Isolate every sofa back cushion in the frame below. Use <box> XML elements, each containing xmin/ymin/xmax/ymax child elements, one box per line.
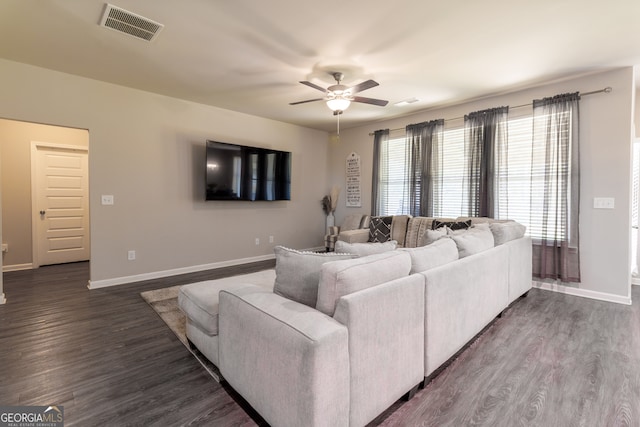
<box><xmin>400</xmin><ymin>237</ymin><xmax>459</xmax><ymax>273</ymax></box>
<box><xmin>334</xmin><ymin>240</ymin><xmax>397</xmax><ymax>256</ymax></box>
<box><xmin>490</xmin><ymin>221</ymin><xmax>527</xmax><ymax>245</ymax></box>
<box><xmin>316</xmin><ymin>251</ymin><xmax>412</xmax><ymax>316</ymax></box>
<box><xmin>273</xmin><ymin>246</ymin><xmax>357</xmax><ymax>307</ymax></box>
<box><xmin>449</xmin><ymin>226</ymin><xmax>495</xmax><ymax>258</ymax></box>
<box><xmin>342</xmin><ymin>214</ymin><xmax>366</xmax><ymax>232</ymax></box>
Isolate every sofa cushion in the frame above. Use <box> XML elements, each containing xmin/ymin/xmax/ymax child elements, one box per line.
<box><xmin>178</xmin><ymin>269</ymin><xmax>276</xmax><ymax>336</ymax></box>
<box><xmin>449</xmin><ymin>226</ymin><xmax>495</xmax><ymax>258</ymax></box>
<box><xmin>273</xmin><ymin>246</ymin><xmax>357</xmax><ymax>307</ymax></box>
<box><xmin>400</xmin><ymin>237</ymin><xmax>459</xmax><ymax>273</ymax></box>
<box><xmin>341</xmin><ymin>214</ymin><xmax>365</xmax><ymax>232</ymax></box>
<box><xmin>316</xmin><ymin>251</ymin><xmax>412</xmax><ymax>316</ymax></box>
<box><xmin>490</xmin><ymin>221</ymin><xmax>527</xmax><ymax>245</ymax></box>
<box><xmin>334</xmin><ymin>240</ymin><xmax>397</xmax><ymax>256</ymax></box>
<box><xmin>419</xmin><ymin>227</ymin><xmax>448</xmax><ymax>246</ymax></box>
<box><xmin>432</xmin><ymin>219</ymin><xmax>472</xmax><ymax>231</ymax></box>
<box><xmin>368</xmin><ymin>216</ymin><xmax>393</xmax><ymax>242</ymax></box>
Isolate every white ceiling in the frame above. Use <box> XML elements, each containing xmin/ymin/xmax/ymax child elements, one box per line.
<box><xmin>1</xmin><ymin>0</ymin><xmax>639</xmax><ymax>132</ymax></box>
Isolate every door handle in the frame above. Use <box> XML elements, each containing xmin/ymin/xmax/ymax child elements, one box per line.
<box><xmin>39</xmin><ymin>210</ymin><xmax>46</xmax><ymax>215</ymax></box>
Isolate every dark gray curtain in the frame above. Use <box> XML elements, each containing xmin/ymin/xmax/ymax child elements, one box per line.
<box><xmin>404</xmin><ymin>119</ymin><xmax>445</xmax><ymax>216</ymax></box>
<box><xmin>463</xmin><ymin>106</ymin><xmax>509</xmax><ymax>217</ymax></box>
<box><xmin>371</xmin><ymin>129</ymin><xmax>389</xmax><ymax>216</ymax></box>
<box><xmin>532</xmin><ymin>92</ymin><xmax>580</xmax><ymax>282</ymax></box>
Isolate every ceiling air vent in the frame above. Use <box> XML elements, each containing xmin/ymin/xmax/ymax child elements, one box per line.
<box><xmin>99</xmin><ymin>4</ymin><xmax>163</xmax><ymax>42</ymax></box>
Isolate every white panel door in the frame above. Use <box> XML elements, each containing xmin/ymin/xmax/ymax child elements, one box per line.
<box><xmin>35</xmin><ymin>146</ymin><xmax>90</xmax><ymax>266</ymax></box>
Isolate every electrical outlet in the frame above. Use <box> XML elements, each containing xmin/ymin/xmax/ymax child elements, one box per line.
<box><xmin>255</xmin><ymin>238</ymin><xmax>260</xmax><ymax>245</ymax></box>
<box><xmin>269</xmin><ymin>235</ymin><xmax>274</xmax><ymax>243</ymax></box>
<box><xmin>593</xmin><ymin>197</ymin><xmax>615</xmax><ymax>209</ymax></box>
<box><xmin>128</xmin><ymin>250</ymin><xmax>136</xmax><ymax>260</ymax></box>
<box><xmin>101</xmin><ymin>195</ymin><xmax>114</xmax><ymax>205</ymax></box>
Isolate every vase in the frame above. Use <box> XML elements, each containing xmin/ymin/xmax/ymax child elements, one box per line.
<box><xmin>326</xmin><ymin>212</ymin><xmax>335</xmax><ymax>229</ymax></box>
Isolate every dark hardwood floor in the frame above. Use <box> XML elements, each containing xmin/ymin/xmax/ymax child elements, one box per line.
<box><xmin>1</xmin><ymin>262</ymin><xmax>639</xmax><ymax>426</ymax></box>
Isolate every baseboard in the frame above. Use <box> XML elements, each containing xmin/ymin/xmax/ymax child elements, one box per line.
<box><xmin>0</xmin><ymin>293</ymin><xmax>5</xmax><ymax>304</ymax></box>
<box><xmin>88</xmin><ymin>254</ymin><xmax>276</xmax><ymax>289</ymax></box>
<box><xmin>2</xmin><ymin>263</ymin><xmax>34</xmax><ymax>273</ymax></box>
<box><xmin>632</xmin><ymin>276</ymin><xmax>640</xmax><ymax>286</ymax></box>
<box><xmin>533</xmin><ymin>281</ymin><xmax>632</xmax><ymax>305</ymax></box>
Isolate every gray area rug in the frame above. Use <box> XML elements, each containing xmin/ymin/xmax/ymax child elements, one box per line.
<box><xmin>140</xmin><ymin>285</ymin><xmax>222</xmax><ymax>382</ymax></box>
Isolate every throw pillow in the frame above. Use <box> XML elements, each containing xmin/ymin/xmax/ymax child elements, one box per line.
<box><xmin>400</xmin><ymin>237</ymin><xmax>459</xmax><ymax>273</ymax></box>
<box><xmin>273</xmin><ymin>246</ymin><xmax>357</xmax><ymax>308</ymax></box>
<box><xmin>449</xmin><ymin>227</ymin><xmax>495</xmax><ymax>258</ymax></box>
<box><xmin>334</xmin><ymin>240</ymin><xmax>397</xmax><ymax>256</ymax></box>
<box><xmin>369</xmin><ymin>216</ymin><xmax>393</xmax><ymax>242</ymax></box>
<box><xmin>490</xmin><ymin>221</ymin><xmax>527</xmax><ymax>245</ymax></box>
<box><xmin>316</xmin><ymin>251</ymin><xmax>412</xmax><ymax>316</ymax></box>
<box><xmin>419</xmin><ymin>227</ymin><xmax>448</xmax><ymax>246</ymax></box>
<box><xmin>432</xmin><ymin>219</ymin><xmax>472</xmax><ymax>231</ymax></box>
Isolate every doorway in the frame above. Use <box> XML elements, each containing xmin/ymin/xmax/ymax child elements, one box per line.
<box><xmin>0</xmin><ymin>119</ymin><xmax>89</xmax><ymax>294</ymax></box>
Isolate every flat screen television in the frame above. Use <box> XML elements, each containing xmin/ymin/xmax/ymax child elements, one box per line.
<box><xmin>205</xmin><ymin>140</ymin><xmax>292</xmax><ymax>201</ymax></box>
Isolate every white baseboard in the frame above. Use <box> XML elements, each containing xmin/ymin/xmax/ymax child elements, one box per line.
<box><xmin>0</xmin><ymin>293</ymin><xmax>5</xmax><ymax>304</ymax></box>
<box><xmin>2</xmin><ymin>263</ymin><xmax>34</xmax><ymax>273</ymax></box>
<box><xmin>88</xmin><ymin>254</ymin><xmax>276</xmax><ymax>289</ymax></box>
<box><xmin>632</xmin><ymin>276</ymin><xmax>640</xmax><ymax>286</ymax></box>
<box><xmin>533</xmin><ymin>281</ymin><xmax>632</xmax><ymax>305</ymax></box>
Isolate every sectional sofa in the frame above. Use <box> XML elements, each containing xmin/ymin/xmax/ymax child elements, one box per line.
<box><xmin>178</xmin><ymin>216</ymin><xmax>532</xmax><ymax>427</ymax></box>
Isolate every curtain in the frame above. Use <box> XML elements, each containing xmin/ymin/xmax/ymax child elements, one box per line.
<box><xmin>463</xmin><ymin>106</ymin><xmax>509</xmax><ymax>218</ymax></box>
<box><xmin>371</xmin><ymin>129</ymin><xmax>389</xmax><ymax>216</ymax></box>
<box><xmin>404</xmin><ymin>119</ymin><xmax>445</xmax><ymax>216</ymax></box>
<box><xmin>531</xmin><ymin>92</ymin><xmax>580</xmax><ymax>282</ymax></box>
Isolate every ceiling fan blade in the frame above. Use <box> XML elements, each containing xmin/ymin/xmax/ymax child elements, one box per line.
<box><xmin>299</xmin><ymin>81</ymin><xmax>327</xmax><ymax>93</ymax></box>
<box><xmin>352</xmin><ymin>96</ymin><xmax>389</xmax><ymax>107</ymax></box>
<box><xmin>349</xmin><ymin>79</ymin><xmax>379</xmax><ymax>94</ymax></box>
<box><xmin>289</xmin><ymin>98</ymin><xmax>324</xmax><ymax>105</ymax></box>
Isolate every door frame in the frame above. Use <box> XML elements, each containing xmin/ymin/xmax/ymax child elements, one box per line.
<box><xmin>30</xmin><ymin>141</ymin><xmax>89</xmax><ymax>268</ymax></box>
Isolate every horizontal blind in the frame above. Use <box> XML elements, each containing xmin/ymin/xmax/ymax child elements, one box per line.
<box><xmin>499</xmin><ymin>116</ymin><xmax>533</xmax><ymax>231</ymax></box>
<box><xmin>378</xmin><ymin>136</ymin><xmax>408</xmax><ymax>215</ymax></box>
<box><xmin>436</xmin><ymin>127</ymin><xmax>465</xmax><ymax>217</ymax></box>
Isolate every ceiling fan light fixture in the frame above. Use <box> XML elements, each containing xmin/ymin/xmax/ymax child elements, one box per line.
<box><xmin>326</xmin><ymin>97</ymin><xmax>351</xmax><ymax>112</ymax></box>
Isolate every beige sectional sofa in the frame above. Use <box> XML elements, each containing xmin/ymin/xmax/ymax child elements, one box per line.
<box><xmin>178</xmin><ymin>216</ymin><xmax>532</xmax><ymax>427</ymax></box>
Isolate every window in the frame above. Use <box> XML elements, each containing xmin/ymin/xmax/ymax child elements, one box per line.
<box><xmin>374</xmin><ymin>112</ymin><xmax>574</xmax><ymax>242</ymax></box>
<box><xmin>375</xmin><ymin>136</ymin><xmax>409</xmax><ymax>216</ymax></box>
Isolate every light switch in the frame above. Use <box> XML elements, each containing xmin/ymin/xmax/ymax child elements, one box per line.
<box><xmin>101</xmin><ymin>195</ymin><xmax>114</xmax><ymax>205</ymax></box>
<box><xmin>593</xmin><ymin>197</ymin><xmax>614</xmax><ymax>209</ymax></box>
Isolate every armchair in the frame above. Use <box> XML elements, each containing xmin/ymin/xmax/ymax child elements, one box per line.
<box><xmin>324</xmin><ymin>214</ymin><xmax>370</xmax><ymax>251</ymax></box>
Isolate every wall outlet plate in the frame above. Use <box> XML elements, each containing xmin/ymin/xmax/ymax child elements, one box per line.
<box><xmin>101</xmin><ymin>195</ymin><xmax>114</xmax><ymax>205</ymax></box>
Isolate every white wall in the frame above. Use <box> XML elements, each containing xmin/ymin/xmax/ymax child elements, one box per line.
<box><xmin>328</xmin><ymin>68</ymin><xmax>635</xmax><ymax>301</ymax></box>
<box><xmin>0</xmin><ymin>59</ymin><xmax>329</xmax><ymax>288</ymax></box>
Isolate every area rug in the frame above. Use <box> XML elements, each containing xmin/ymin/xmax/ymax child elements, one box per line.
<box><xmin>140</xmin><ymin>285</ymin><xmax>222</xmax><ymax>382</ymax></box>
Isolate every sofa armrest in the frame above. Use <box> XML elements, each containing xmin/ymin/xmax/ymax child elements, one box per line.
<box><xmin>338</xmin><ymin>228</ymin><xmax>369</xmax><ymax>244</ymax></box>
<box><xmin>333</xmin><ymin>275</ymin><xmax>425</xmax><ymax>427</ymax></box>
<box><xmin>505</xmin><ymin>236</ymin><xmax>532</xmax><ymax>303</ymax></box>
<box><xmin>219</xmin><ymin>285</ymin><xmax>349</xmax><ymax>427</ymax></box>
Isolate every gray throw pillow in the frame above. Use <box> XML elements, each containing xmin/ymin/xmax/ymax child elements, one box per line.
<box><xmin>273</xmin><ymin>246</ymin><xmax>356</xmax><ymax>307</ymax></box>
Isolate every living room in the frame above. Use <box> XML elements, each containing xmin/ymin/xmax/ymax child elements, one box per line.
<box><xmin>1</xmin><ymin>1</ymin><xmax>640</xmax><ymax>425</ymax></box>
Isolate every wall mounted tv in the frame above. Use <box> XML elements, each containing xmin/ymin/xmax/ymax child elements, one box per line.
<box><xmin>205</xmin><ymin>140</ymin><xmax>292</xmax><ymax>201</ymax></box>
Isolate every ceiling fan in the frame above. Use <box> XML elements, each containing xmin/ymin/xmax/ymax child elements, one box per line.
<box><xmin>290</xmin><ymin>72</ymin><xmax>389</xmax><ymax>115</ymax></box>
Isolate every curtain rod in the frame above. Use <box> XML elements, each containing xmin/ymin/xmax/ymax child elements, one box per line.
<box><xmin>369</xmin><ymin>86</ymin><xmax>612</xmax><ymax>136</ymax></box>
